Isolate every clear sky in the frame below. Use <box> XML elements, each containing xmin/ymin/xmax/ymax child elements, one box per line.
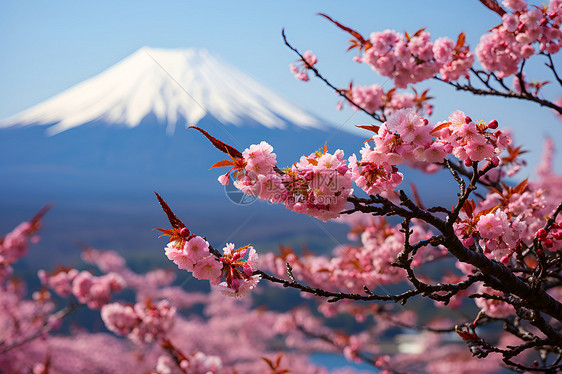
<box><xmin>1</xmin><ymin>0</ymin><xmax>560</xmax><ymax>173</ymax></box>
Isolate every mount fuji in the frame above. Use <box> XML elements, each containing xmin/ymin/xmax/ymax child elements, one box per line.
<box><xmin>0</xmin><ymin>46</ymin><xmax>359</xmax><ymax>193</ymax></box>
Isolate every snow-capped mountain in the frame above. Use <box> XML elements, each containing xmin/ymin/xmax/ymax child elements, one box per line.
<box><xmin>0</xmin><ymin>47</ymin><xmax>324</xmax><ymax>136</ymax></box>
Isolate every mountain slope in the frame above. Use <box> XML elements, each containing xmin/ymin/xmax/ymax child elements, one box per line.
<box><xmin>0</xmin><ymin>47</ymin><xmax>324</xmax><ymax>135</ymax></box>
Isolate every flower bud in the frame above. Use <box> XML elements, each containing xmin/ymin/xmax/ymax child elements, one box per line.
<box><xmin>180</xmin><ymin>227</ymin><xmax>190</xmax><ymax>237</ymax></box>
<box><xmin>536</xmin><ymin>228</ymin><xmax>547</xmax><ymax>239</ymax></box>
<box><xmin>487</xmin><ymin>120</ymin><xmax>498</xmax><ymax>129</ymax></box>
<box><xmin>464</xmin><ymin>158</ymin><xmax>473</xmax><ymax>167</ymax></box>
<box><xmin>464</xmin><ymin>116</ymin><xmax>472</xmax><ymax>124</ymax></box>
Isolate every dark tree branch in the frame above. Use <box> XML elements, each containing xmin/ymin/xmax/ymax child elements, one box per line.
<box><xmin>282</xmin><ymin>29</ymin><xmax>385</xmax><ymax>123</ymax></box>
<box><xmin>544</xmin><ymin>53</ymin><xmax>562</xmax><ymax>87</ymax></box>
<box><xmin>433</xmin><ymin>74</ymin><xmax>562</xmax><ymax>115</ymax></box>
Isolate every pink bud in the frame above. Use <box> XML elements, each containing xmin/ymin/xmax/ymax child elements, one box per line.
<box><xmin>488</xmin><ymin>120</ymin><xmax>498</xmax><ymax>129</ymax></box>
<box><xmin>464</xmin><ymin>158</ymin><xmax>472</xmax><ymax>167</ymax></box>
<box><xmin>553</xmin><ymin>231</ymin><xmax>562</xmax><ymax>240</ymax></box>
<box><xmin>493</xmin><ymin>130</ymin><xmax>502</xmax><ymax>138</ymax></box>
<box><xmin>230</xmin><ymin>277</ymin><xmax>243</xmax><ymax>291</ymax></box>
<box><xmin>536</xmin><ymin>228</ymin><xmax>547</xmax><ymax>239</ymax></box>
<box><xmin>464</xmin><ymin>116</ymin><xmax>472</xmax><ymax>124</ymax></box>
<box><xmin>540</xmin><ymin>18</ymin><xmax>548</xmax><ymax>26</ymax></box>
<box><xmin>491</xmin><ymin>157</ymin><xmax>500</xmax><ymax>166</ymax></box>
<box><xmin>549</xmin><ymin>12</ymin><xmax>556</xmax><ymax>19</ymax></box>
<box><xmin>218</xmin><ymin>173</ymin><xmax>230</xmax><ymax>185</ymax></box>
<box><xmin>543</xmin><ymin>238</ymin><xmax>553</xmax><ymax>248</ymax></box>
<box><xmin>421</xmin><ymin>118</ymin><xmax>429</xmax><ymax>126</ymax></box>
<box><xmin>180</xmin><ymin>227</ymin><xmax>190</xmax><ymax>237</ymax></box>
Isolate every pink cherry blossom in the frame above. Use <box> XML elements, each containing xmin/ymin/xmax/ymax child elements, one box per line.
<box><xmin>192</xmin><ymin>255</ymin><xmax>222</xmax><ymax>285</ymax></box>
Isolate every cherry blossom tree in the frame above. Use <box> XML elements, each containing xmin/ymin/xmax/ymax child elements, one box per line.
<box><xmin>1</xmin><ymin>0</ymin><xmax>561</xmax><ymax>373</ymax></box>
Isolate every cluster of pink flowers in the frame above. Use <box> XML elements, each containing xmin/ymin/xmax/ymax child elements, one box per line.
<box><xmin>358</xmin><ymin>29</ymin><xmax>473</xmax><ymax>87</ymax></box>
<box><xmin>289</xmin><ymin>50</ymin><xmax>318</xmax><ymax>81</ymax></box>
<box><xmin>101</xmin><ymin>299</ymin><xmax>175</xmax><ymax>344</ymax></box>
<box><xmin>476</xmin><ymin>0</ymin><xmax>562</xmax><ymax>78</ymax></box>
<box><xmin>38</xmin><ymin>268</ymin><xmax>125</xmax><ymax>309</ymax></box>
<box><xmin>219</xmin><ymin>141</ymin><xmax>353</xmax><ymax>221</ymax></box>
<box><xmin>348</xmin><ymin>151</ymin><xmax>404</xmax><ymax>196</ymax></box>
<box><xmin>215</xmin><ymin>243</ymin><xmax>260</xmax><ymax>297</ymax></box>
<box><xmin>349</xmin><ymin>109</ymin><xmax>445</xmax><ymax>195</ymax></box>
<box><xmin>163</xmin><ymin>230</ymin><xmax>260</xmax><ymax>297</ymax></box>
<box><xmin>433</xmin><ymin>36</ymin><xmax>475</xmax><ymax>81</ymax></box>
<box><xmin>282</xmin><ymin>148</ymin><xmax>353</xmax><ymax>221</ymax></box>
<box><xmin>221</xmin><ymin>141</ymin><xmax>281</xmax><ymax>201</ymax></box>
<box><xmin>165</xmin><ymin>235</ymin><xmax>221</xmax><ymax>282</ymax></box>
<box><xmin>0</xmin><ymin>279</ymin><xmax>55</xmax><ymax>365</ymax></box>
<box><xmin>341</xmin><ymin>84</ymin><xmax>433</xmax><ymax>117</ymax></box>
<box><xmin>155</xmin><ymin>352</ymin><xmax>222</xmax><ymax>374</ymax></box>
<box><xmin>217</xmin><ymin>110</ymin><xmax>513</xmax><ymax>220</ymax></box>
<box><xmin>453</xmin><ymin>176</ymin><xmax>562</xmax><ymax>263</ymax></box>
<box><xmin>537</xmin><ymin>224</ymin><xmax>562</xmax><ymax>249</ymax></box>
<box><xmin>0</xmin><ymin>221</ymin><xmax>40</xmax><ymax>283</ymax></box>
<box><xmin>433</xmin><ymin>110</ymin><xmax>510</xmax><ymax>166</ymax></box>
<box><xmin>262</xmin><ymin>217</ymin><xmax>439</xmax><ymax>295</ymax></box>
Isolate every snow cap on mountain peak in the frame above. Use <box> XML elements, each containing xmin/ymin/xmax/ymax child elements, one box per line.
<box><xmin>1</xmin><ymin>46</ymin><xmax>324</xmax><ymax>136</ymax></box>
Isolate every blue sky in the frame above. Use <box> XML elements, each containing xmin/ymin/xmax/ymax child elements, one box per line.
<box><xmin>1</xmin><ymin>0</ymin><xmax>560</xmax><ymax>173</ymax></box>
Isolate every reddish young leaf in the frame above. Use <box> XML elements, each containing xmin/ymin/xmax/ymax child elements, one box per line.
<box><xmin>188</xmin><ymin>126</ymin><xmax>243</xmax><ymax>159</ymax></box>
<box><xmin>475</xmin><ymin>203</ymin><xmax>501</xmax><ymax>221</ymax></box>
<box><xmin>462</xmin><ymin>199</ymin><xmax>476</xmax><ymax>218</ymax></box>
<box><xmin>478</xmin><ymin>0</ymin><xmax>507</xmax><ymax>16</ymax></box>
<box><xmin>456</xmin><ymin>329</ymin><xmax>479</xmax><ymax>341</ymax></box>
<box><xmin>413</xmin><ymin>27</ymin><xmax>427</xmax><ymax>38</ymax></box>
<box><xmin>209</xmin><ymin>160</ymin><xmax>237</xmax><ymax>169</ymax></box>
<box><xmin>347</xmin><ymin>40</ymin><xmax>360</xmax><ymax>51</ymax></box>
<box><xmin>513</xmin><ymin>178</ymin><xmax>529</xmax><ymax>195</ymax></box>
<box><xmin>455</xmin><ymin>32</ymin><xmax>466</xmax><ymax>50</ymax></box>
<box><xmin>355</xmin><ymin>124</ymin><xmax>381</xmax><ymax>133</ymax></box>
<box><xmin>154</xmin><ymin>191</ymin><xmax>185</xmax><ymax>229</ymax></box>
<box><xmin>262</xmin><ymin>357</ymin><xmax>275</xmax><ymax>370</ymax></box>
<box><xmin>318</xmin><ymin>13</ymin><xmax>370</xmax><ymax>50</ymax></box>
<box><xmin>307</xmin><ymin>158</ymin><xmax>319</xmax><ymax>166</ymax></box>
